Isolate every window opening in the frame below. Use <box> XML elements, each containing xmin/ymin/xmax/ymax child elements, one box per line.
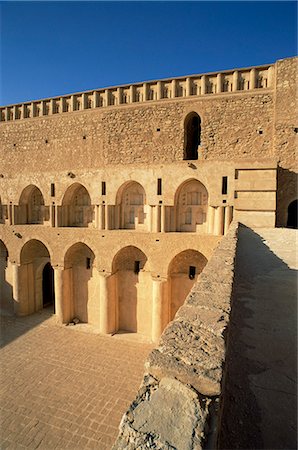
<box><xmin>222</xmin><ymin>176</ymin><xmax>228</xmax><ymax>195</ymax></box>
<box><xmin>184</xmin><ymin>113</ymin><xmax>201</xmax><ymax>160</ymax></box>
<box><xmin>102</xmin><ymin>181</ymin><xmax>106</xmax><ymax>196</ymax></box>
<box><xmin>157</xmin><ymin>178</ymin><xmax>162</xmax><ymax>195</ymax></box>
<box><xmin>86</xmin><ymin>257</ymin><xmax>91</xmax><ymax>269</ymax></box>
<box><xmin>51</xmin><ymin>183</ymin><xmax>55</xmax><ymax>197</ymax></box>
<box><xmin>189</xmin><ymin>266</ymin><xmax>196</xmax><ymax>279</ymax></box>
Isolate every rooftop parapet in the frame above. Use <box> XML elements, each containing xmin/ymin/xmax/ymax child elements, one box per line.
<box><xmin>0</xmin><ymin>63</ymin><xmax>274</xmax><ymax>122</ymax></box>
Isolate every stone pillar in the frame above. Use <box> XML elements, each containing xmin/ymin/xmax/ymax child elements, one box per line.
<box><xmin>232</xmin><ymin>71</ymin><xmax>239</xmax><ymax>92</ymax></box>
<box><xmin>147</xmin><ymin>206</ymin><xmax>153</xmax><ymax>232</ymax></box>
<box><xmin>207</xmin><ymin>206</ymin><xmax>215</xmax><ymax>234</ymax></box>
<box><xmin>50</xmin><ymin>99</ymin><xmax>55</xmax><ymax>115</ymax></box>
<box><xmin>157</xmin><ymin>81</ymin><xmax>162</xmax><ymax>100</ymax></box>
<box><xmin>143</xmin><ymin>83</ymin><xmax>148</xmax><ymax>101</ymax></box>
<box><xmin>49</xmin><ymin>203</ymin><xmax>55</xmax><ymax>227</ymax></box>
<box><xmin>98</xmin><ymin>204</ymin><xmax>103</xmax><ymax>230</ymax></box>
<box><xmin>104</xmin><ymin>205</ymin><xmax>109</xmax><ymax>230</ymax></box>
<box><xmin>171</xmin><ymin>79</ymin><xmax>176</xmax><ymax>98</ymax></box>
<box><xmin>201</xmin><ymin>75</ymin><xmax>206</xmax><ymax>95</ymax></box>
<box><xmin>216</xmin><ymin>73</ymin><xmax>222</xmax><ymax>94</ymax></box>
<box><xmin>160</xmin><ymin>205</ymin><xmax>166</xmax><ymax>233</ymax></box>
<box><xmin>21</xmin><ymin>104</ymin><xmax>26</xmax><ymax>119</ymax></box>
<box><xmin>93</xmin><ymin>91</ymin><xmax>99</xmax><ymax>108</ymax></box>
<box><xmin>268</xmin><ymin>66</ymin><xmax>274</xmax><ymax>87</ymax></box>
<box><xmin>99</xmin><ymin>273</ymin><xmax>109</xmax><ymax>334</ymax></box>
<box><xmin>8</xmin><ymin>203</ymin><xmax>12</xmax><ymax>225</ymax></box>
<box><xmin>54</xmin><ymin>267</ymin><xmax>64</xmax><ymax>323</ymax></box>
<box><xmin>214</xmin><ymin>206</ymin><xmax>224</xmax><ymax>235</ymax></box>
<box><xmin>12</xmin><ymin>263</ymin><xmax>20</xmax><ymax>315</ymax></box>
<box><xmin>11</xmin><ymin>204</ymin><xmax>16</xmax><ymax>225</ymax></box>
<box><xmin>224</xmin><ymin>206</ymin><xmax>233</xmax><ymax>235</ymax></box>
<box><xmin>71</xmin><ymin>95</ymin><xmax>76</xmax><ymax>112</ymax></box>
<box><xmin>250</xmin><ymin>68</ymin><xmax>256</xmax><ymax>90</ymax></box>
<box><xmin>151</xmin><ymin>277</ymin><xmax>166</xmax><ymax>343</ymax></box>
<box><xmin>186</xmin><ymin>77</ymin><xmax>191</xmax><ymax>96</ymax></box>
<box><xmin>82</xmin><ymin>93</ymin><xmax>87</xmax><ymax>110</ymax></box>
<box><xmin>54</xmin><ymin>204</ymin><xmax>59</xmax><ymax>227</ymax></box>
<box><xmin>104</xmin><ymin>90</ymin><xmax>109</xmax><ymax>107</ymax></box>
<box><xmin>130</xmin><ymin>85</ymin><xmax>135</xmax><ymax>103</ymax></box>
<box><xmin>117</xmin><ymin>87</ymin><xmax>122</xmax><ymax>105</ymax></box>
<box><xmin>94</xmin><ymin>205</ymin><xmax>99</xmax><ymax>228</ymax></box>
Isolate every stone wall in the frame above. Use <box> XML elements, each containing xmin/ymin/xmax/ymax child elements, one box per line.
<box><xmin>113</xmin><ymin>222</ymin><xmax>239</xmax><ymax>450</ymax></box>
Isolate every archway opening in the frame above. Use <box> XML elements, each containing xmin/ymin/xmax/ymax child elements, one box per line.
<box><xmin>184</xmin><ymin>112</ymin><xmax>201</xmax><ymax>160</ymax></box>
<box><xmin>20</xmin><ymin>240</ymin><xmax>52</xmax><ymax>315</ymax></box>
<box><xmin>112</xmin><ymin>246</ymin><xmax>149</xmax><ymax>335</ymax></box>
<box><xmin>0</xmin><ymin>240</ymin><xmax>13</xmax><ymax>315</ymax></box>
<box><xmin>168</xmin><ymin>249</ymin><xmax>207</xmax><ymax>320</ymax></box>
<box><xmin>64</xmin><ymin>242</ymin><xmax>96</xmax><ymax>323</ymax></box>
<box><xmin>42</xmin><ymin>262</ymin><xmax>55</xmax><ymax>310</ymax></box>
<box><xmin>62</xmin><ymin>183</ymin><xmax>93</xmax><ymax>227</ymax></box>
<box><xmin>174</xmin><ymin>179</ymin><xmax>208</xmax><ymax>232</ymax></box>
<box><xmin>116</xmin><ymin>181</ymin><xmax>147</xmax><ymax>230</ymax></box>
<box><xmin>19</xmin><ymin>185</ymin><xmax>46</xmax><ymax>224</ymax></box>
<box><xmin>287</xmin><ymin>200</ymin><xmax>297</xmax><ymax>229</ymax></box>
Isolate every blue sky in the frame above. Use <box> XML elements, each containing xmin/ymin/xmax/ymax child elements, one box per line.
<box><xmin>0</xmin><ymin>1</ymin><xmax>297</xmax><ymax>105</ymax></box>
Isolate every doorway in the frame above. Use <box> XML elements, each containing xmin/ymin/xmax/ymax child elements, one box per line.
<box><xmin>287</xmin><ymin>200</ymin><xmax>297</xmax><ymax>229</ymax></box>
<box><xmin>42</xmin><ymin>262</ymin><xmax>55</xmax><ymax>310</ymax></box>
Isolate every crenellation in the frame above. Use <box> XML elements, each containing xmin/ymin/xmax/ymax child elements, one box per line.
<box><xmin>0</xmin><ymin>63</ymin><xmax>275</xmax><ymax>122</ymax></box>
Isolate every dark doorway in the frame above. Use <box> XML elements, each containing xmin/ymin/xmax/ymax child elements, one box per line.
<box><xmin>287</xmin><ymin>199</ymin><xmax>297</xmax><ymax>229</ymax></box>
<box><xmin>184</xmin><ymin>113</ymin><xmax>201</xmax><ymax>160</ymax></box>
<box><xmin>42</xmin><ymin>262</ymin><xmax>55</xmax><ymax>310</ymax></box>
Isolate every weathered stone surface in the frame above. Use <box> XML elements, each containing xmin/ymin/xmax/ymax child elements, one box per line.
<box><xmin>132</xmin><ymin>378</ymin><xmax>207</xmax><ymax>450</ymax></box>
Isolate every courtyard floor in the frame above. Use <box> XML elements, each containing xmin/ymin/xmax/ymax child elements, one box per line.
<box><xmin>0</xmin><ymin>310</ymin><xmax>153</xmax><ymax>450</ymax></box>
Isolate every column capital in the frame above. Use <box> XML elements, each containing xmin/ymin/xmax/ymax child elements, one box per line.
<box><xmin>151</xmin><ymin>274</ymin><xmax>167</xmax><ymax>283</ymax></box>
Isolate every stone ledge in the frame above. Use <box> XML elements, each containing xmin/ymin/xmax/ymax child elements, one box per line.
<box><xmin>113</xmin><ymin>222</ymin><xmax>239</xmax><ymax>450</ymax></box>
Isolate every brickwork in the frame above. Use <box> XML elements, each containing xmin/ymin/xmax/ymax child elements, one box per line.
<box><xmin>0</xmin><ymin>311</ymin><xmax>153</xmax><ymax>450</ymax></box>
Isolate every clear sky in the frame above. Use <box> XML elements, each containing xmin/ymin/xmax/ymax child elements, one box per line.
<box><xmin>0</xmin><ymin>1</ymin><xmax>297</xmax><ymax>105</ymax></box>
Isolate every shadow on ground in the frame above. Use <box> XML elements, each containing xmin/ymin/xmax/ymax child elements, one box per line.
<box><xmin>219</xmin><ymin>225</ymin><xmax>297</xmax><ymax>450</ymax></box>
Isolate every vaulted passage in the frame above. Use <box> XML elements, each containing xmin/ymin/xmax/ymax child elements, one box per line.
<box><xmin>64</xmin><ymin>243</ymin><xmax>96</xmax><ymax>323</ymax></box>
<box><xmin>287</xmin><ymin>199</ymin><xmax>297</xmax><ymax>229</ymax></box>
<box><xmin>168</xmin><ymin>249</ymin><xmax>207</xmax><ymax>320</ymax></box>
<box><xmin>42</xmin><ymin>262</ymin><xmax>55</xmax><ymax>309</ymax></box>
<box><xmin>61</xmin><ymin>183</ymin><xmax>93</xmax><ymax>227</ymax></box>
<box><xmin>18</xmin><ymin>185</ymin><xmax>46</xmax><ymax>224</ymax></box>
<box><xmin>0</xmin><ymin>240</ymin><xmax>13</xmax><ymax>315</ymax></box>
<box><xmin>175</xmin><ymin>179</ymin><xmax>208</xmax><ymax>232</ymax></box>
<box><xmin>19</xmin><ymin>240</ymin><xmax>53</xmax><ymax>315</ymax></box>
<box><xmin>112</xmin><ymin>246</ymin><xmax>150</xmax><ymax>335</ymax></box>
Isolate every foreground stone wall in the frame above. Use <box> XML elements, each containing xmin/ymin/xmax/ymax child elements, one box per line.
<box><xmin>113</xmin><ymin>222</ymin><xmax>239</xmax><ymax>450</ymax></box>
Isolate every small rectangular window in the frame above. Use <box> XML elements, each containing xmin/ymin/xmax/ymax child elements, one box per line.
<box><xmin>86</xmin><ymin>257</ymin><xmax>91</xmax><ymax>269</ymax></box>
<box><xmin>134</xmin><ymin>261</ymin><xmax>140</xmax><ymax>274</ymax></box>
<box><xmin>157</xmin><ymin>178</ymin><xmax>162</xmax><ymax>195</ymax></box>
<box><xmin>189</xmin><ymin>266</ymin><xmax>196</xmax><ymax>279</ymax></box>
<box><xmin>50</xmin><ymin>183</ymin><xmax>55</xmax><ymax>197</ymax></box>
<box><xmin>102</xmin><ymin>181</ymin><xmax>106</xmax><ymax>196</ymax></box>
<box><xmin>222</xmin><ymin>176</ymin><xmax>228</xmax><ymax>195</ymax></box>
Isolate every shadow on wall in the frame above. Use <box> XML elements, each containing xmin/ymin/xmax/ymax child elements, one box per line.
<box><xmin>219</xmin><ymin>225</ymin><xmax>297</xmax><ymax>450</ymax></box>
<box><xmin>276</xmin><ymin>167</ymin><xmax>298</xmax><ymax>228</ymax></box>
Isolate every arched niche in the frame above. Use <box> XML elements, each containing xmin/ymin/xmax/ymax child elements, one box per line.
<box><xmin>19</xmin><ymin>239</ymin><xmax>53</xmax><ymax>315</ymax></box>
<box><xmin>18</xmin><ymin>185</ymin><xmax>46</xmax><ymax>224</ymax></box>
<box><xmin>64</xmin><ymin>242</ymin><xmax>96</xmax><ymax>324</ymax></box>
<box><xmin>61</xmin><ymin>183</ymin><xmax>93</xmax><ymax>227</ymax></box>
<box><xmin>0</xmin><ymin>240</ymin><xmax>13</xmax><ymax>315</ymax></box>
<box><xmin>115</xmin><ymin>181</ymin><xmax>147</xmax><ymax>230</ymax></box>
<box><xmin>168</xmin><ymin>249</ymin><xmax>207</xmax><ymax>320</ymax></box>
<box><xmin>174</xmin><ymin>179</ymin><xmax>208</xmax><ymax>232</ymax></box>
<box><xmin>287</xmin><ymin>199</ymin><xmax>297</xmax><ymax>229</ymax></box>
<box><xmin>112</xmin><ymin>246</ymin><xmax>150</xmax><ymax>336</ymax></box>
<box><xmin>184</xmin><ymin>112</ymin><xmax>201</xmax><ymax>160</ymax></box>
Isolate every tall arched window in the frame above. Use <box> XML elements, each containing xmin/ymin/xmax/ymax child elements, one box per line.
<box><xmin>184</xmin><ymin>112</ymin><xmax>201</xmax><ymax>160</ymax></box>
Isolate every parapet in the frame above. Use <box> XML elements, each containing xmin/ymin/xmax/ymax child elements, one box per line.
<box><xmin>0</xmin><ymin>63</ymin><xmax>274</xmax><ymax>122</ymax></box>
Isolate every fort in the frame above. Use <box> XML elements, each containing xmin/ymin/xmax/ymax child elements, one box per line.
<box><xmin>0</xmin><ymin>56</ymin><xmax>297</xmax><ymax>448</ymax></box>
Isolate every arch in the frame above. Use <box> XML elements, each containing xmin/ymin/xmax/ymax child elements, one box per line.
<box><xmin>19</xmin><ymin>239</ymin><xmax>53</xmax><ymax>315</ymax></box>
<box><xmin>18</xmin><ymin>185</ymin><xmax>46</xmax><ymax>224</ymax></box>
<box><xmin>0</xmin><ymin>240</ymin><xmax>13</xmax><ymax>315</ymax></box>
<box><xmin>112</xmin><ymin>246</ymin><xmax>150</xmax><ymax>335</ymax></box>
<box><xmin>168</xmin><ymin>249</ymin><xmax>207</xmax><ymax>320</ymax></box>
<box><xmin>61</xmin><ymin>183</ymin><xmax>93</xmax><ymax>227</ymax></box>
<box><xmin>115</xmin><ymin>181</ymin><xmax>147</xmax><ymax>230</ymax></box>
<box><xmin>64</xmin><ymin>242</ymin><xmax>96</xmax><ymax>324</ymax></box>
<box><xmin>287</xmin><ymin>199</ymin><xmax>297</xmax><ymax>229</ymax></box>
<box><xmin>174</xmin><ymin>179</ymin><xmax>208</xmax><ymax>232</ymax></box>
<box><xmin>184</xmin><ymin>112</ymin><xmax>201</xmax><ymax>160</ymax></box>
